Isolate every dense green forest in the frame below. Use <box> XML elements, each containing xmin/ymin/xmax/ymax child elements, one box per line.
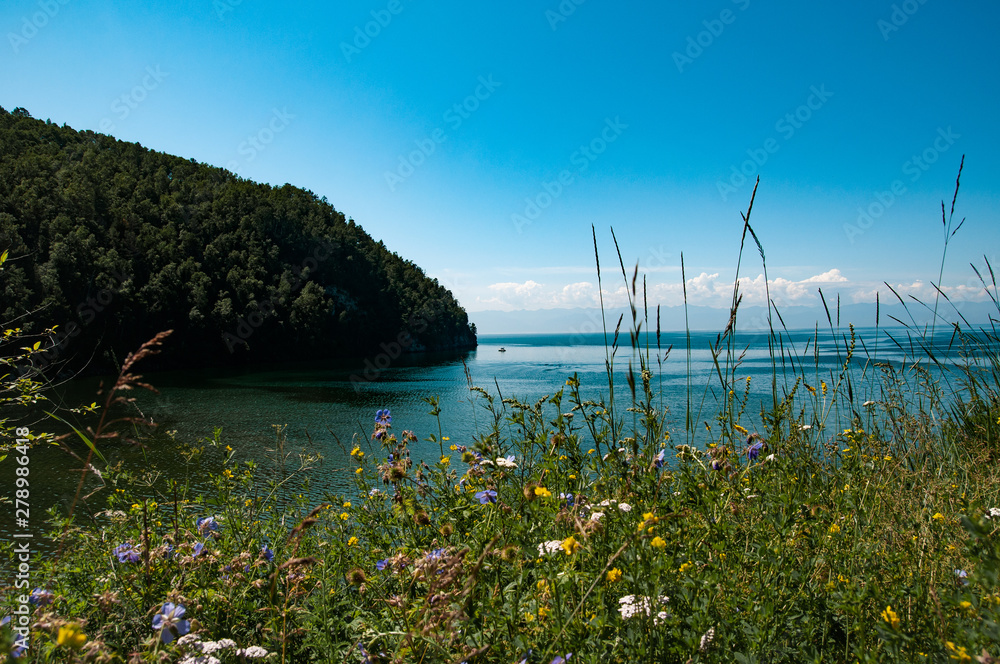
<box><xmin>0</xmin><ymin>106</ymin><xmax>476</xmax><ymax>374</ymax></box>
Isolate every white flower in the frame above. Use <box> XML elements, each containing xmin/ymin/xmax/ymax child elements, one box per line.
<box><xmin>618</xmin><ymin>594</ymin><xmax>670</xmax><ymax>623</ymax></box>
<box><xmin>537</xmin><ymin>540</ymin><xmax>563</xmax><ymax>556</ymax></box>
<box><xmin>863</xmin><ymin>400</ymin><xmax>875</xmax><ymax>407</ymax></box>
<box><xmin>589</xmin><ymin>512</ymin><xmax>604</xmax><ymax>522</ymax></box>
<box><xmin>201</xmin><ymin>639</ymin><xmax>237</xmax><ymax>654</ymax></box>
<box><xmin>800</xmin><ymin>424</ymin><xmax>812</xmax><ymax>430</ymax></box>
<box><xmin>235</xmin><ymin>646</ymin><xmax>272</xmax><ymax>659</ymax></box>
<box><xmin>495</xmin><ymin>455</ymin><xmax>517</xmax><ymax>468</ymax></box>
<box><xmin>177</xmin><ymin>634</ymin><xmax>203</xmax><ymax>649</ymax></box>
<box><xmin>618</xmin><ymin>503</ymin><xmax>632</xmax><ymax>512</ymax></box>
<box><xmin>179</xmin><ymin>657</ymin><xmax>221</xmax><ymax>664</ymax></box>
<box><xmin>986</xmin><ymin>507</ymin><xmax>1000</xmax><ymax>519</ymax></box>
<box><xmin>598</xmin><ymin>499</ymin><xmax>615</xmax><ymax>507</ymax></box>
<box><xmin>699</xmin><ymin>626</ymin><xmax>715</xmax><ymax>652</ymax></box>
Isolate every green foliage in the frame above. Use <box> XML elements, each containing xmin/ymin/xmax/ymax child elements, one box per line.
<box><xmin>0</xmin><ymin>106</ymin><xmax>475</xmax><ymax>374</ymax></box>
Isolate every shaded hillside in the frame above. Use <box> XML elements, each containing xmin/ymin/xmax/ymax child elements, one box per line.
<box><xmin>0</xmin><ymin>106</ymin><xmax>476</xmax><ymax>373</ymax></box>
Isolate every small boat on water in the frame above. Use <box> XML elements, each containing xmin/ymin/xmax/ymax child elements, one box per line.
<box><xmin>498</xmin><ymin>347</ymin><xmax>506</xmax><ymax>352</ymax></box>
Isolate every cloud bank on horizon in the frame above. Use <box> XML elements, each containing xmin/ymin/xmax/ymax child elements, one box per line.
<box><xmin>472</xmin><ymin>268</ymin><xmax>997</xmax><ymax>312</ymax></box>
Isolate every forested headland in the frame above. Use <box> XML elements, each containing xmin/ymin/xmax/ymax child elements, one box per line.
<box><xmin>0</xmin><ymin>106</ymin><xmax>476</xmax><ymax>375</ymax></box>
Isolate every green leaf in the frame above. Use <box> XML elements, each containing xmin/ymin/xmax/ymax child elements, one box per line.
<box><xmin>44</xmin><ymin>411</ymin><xmax>107</xmax><ymax>464</ymax></box>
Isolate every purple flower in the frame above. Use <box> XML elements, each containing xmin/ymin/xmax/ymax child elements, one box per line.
<box><xmin>475</xmin><ymin>490</ymin><xmax>497</xmax><ymax>504</ymax></box>
<box><xmin>28</xmin><ymin>588</ymin><xmax>53</xmax><ymax>607</ymax></box>
<box><xmin>261</xmin><ymin>545</ymin><xmax>274</xmax><ymax>562</ymax></box>
<box><xmin>955</xmin><ymin>569</ymin><xmax>969</xmax><ymax>586</ymax></box>
<box><xmin>425</xmin><ymin>548</ymin><xmax>447</xmax><ymax>562</ymax></box>
<box><xmin>654</xmin><ymin>449</ymin><xmax>666</xmax><ymax>469</ymax></box>
<box><xmin>152</xmin><ymin>602</ymin><xmax>190</xmax><ymax>644</ymax></box>
<box><xmin>375</xmin><ymin>409</ymin><xmax>392</xmax><ymax>425</ymax></box>
<box><xmin>747</xmin><ymin>440</ymin><xmax>765</xmax><ymax>462</ymax></box>
<box><xmin>551</xmin><ymin>655</ymin><xmax>572</xmax><ymax>664</ymax></box>
<box><xmin>113</xmin><ymin>543</ymin><xmax>141</xmax><ymax>563</ymax></box>
<box><xmin>196</xmin><ymin>515</ymin><xmax>220</xmax><ymax>535</ymax></box>
<box><xmin>376</xmin><ymin>559</ymin><xmax>389</xmax><ymax>571</ymax></box>
<box><xmin>193</xmin><ymin>541</ymin><xmax>205</xmax><ymax>557</ymax></box>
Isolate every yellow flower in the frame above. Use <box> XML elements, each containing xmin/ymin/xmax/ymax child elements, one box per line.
<box><xmin>932</xmin><ymin>512</ymin><xmax>945</xmax><ymax>521</ymax></box>
<box><xmin>350</xmin><ymin>446</ymin><xmax>362</xmax><ymax>457</ymax></box>
<box><xmin>561</xmin><ymin>535</ymin><xmax>581</xmax><ymax>555</ymax></box>
<box><xmin>946</xmin><ymin>642</ymin><xmax>972</xmax><ymax>662</ymax></box>
<box><xmin>450</xmin><ymin>444</ymin><xmax>458</xmax><ymax>451</ymax></box>
<box><xmin>607</xmin><ymin>567</ymin><xmax>622</xmax><ymax>582</ymax></box>
<box><xmin>440</xmin><ymin>455</ymin><xmax>450</xmax><ymax>466</ymax></box>
<box><xmin>587</xmin><ymin>449</ymin><xmax>596</xmax><ymax>455</ymax></box>
<box><xmin>442</xmin><ymin>436</ymin><xmax>450</xmax><ymax>441</ymax></box>
<box><xmin>828</xmin><ymin>524</ymin><xmax>841</xmax><ymax>535</ymax></box>
<box><xmin>651</xmin><ymin>536</ymin><xmax>667</xmax><ymax>549</ymax></box>
<box><xmin>881</xmin><ymin>605</ymin><xmax>899</xmax><ymax>629</ymax></box>
<box><xmin>57</xmin><ymin>624</ymin><xmax>87</xmax><ymax>649</ymax></box>
<box><xmin>568</xmin><ymin>474</ymin><xmax>576</xmax><ymax>479</ymax></box>
<box><xmin>343</xmin><ymin>501</ymin><xmax>351</xmax><ymax>508</ymax></box>
<box><xmin>524</xmin><ymin>612</ymin><xmax>535</xmax><ymax>622</ymax></box>
<box><xmin>678</xmin><ymin>560</ymin><xmax>692</xmax><ymax>573</ymax></box>
<box><xmin>538</xmin><ymin>606</ymin><xmax>550</xmax><ymax>618</ymax></box>
<box><xmin>339</xmin><ymin>513</ymin><xmax>349</xmax><ymax>521</ymax></box>
<box><xmin>734</xmin><ymin>424</ymin><xmax>748</xmax><ymax>435</ymax></box>
<box><xmin>347</xmin><ymin>536</ymin><xmax>358</xmax><ymax>547</ymax></box>
<box><xmin>355</xmin><ymin>468</ymin><xmax>363</xmax><ymax>474</ymax></box>
<box><xmin>534</xmin><ymin>487</ymin><xmax>552</xmax><ymax>498</ymax></box>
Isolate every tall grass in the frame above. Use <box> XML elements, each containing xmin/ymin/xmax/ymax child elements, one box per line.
<box><xmin>4</xmin><ymin>159</ymin><xmax>1000</xmax><ymax>663</ymax></box>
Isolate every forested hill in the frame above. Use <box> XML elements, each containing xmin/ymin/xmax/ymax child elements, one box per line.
<box><xmin>0</xmin><ymin>106</ymin><xmax>476</xmax><ymax>373</ymax></box>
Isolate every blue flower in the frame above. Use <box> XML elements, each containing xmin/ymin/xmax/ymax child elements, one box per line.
<box><xmin>152</xmin><ymin>602</ymin><xmax>190</xmax><ymax>644</ymax></box>
<box><xmin>425</xmin><ymin>548</ymin><xmax>447</xmax><ymax>562</ymax></box>
<box><xmin>113</xmin><ymin>543</ymin><xmax>141</xmax><ymax>563</ymax></box>
<box><xmin>654</xmin><ymin>449</ymin><xmax>666</xmax><ymax>469</ymax></box>
<box><xmin>475</xmin><ymin>490</ymin><xmax>497</xmax><ymax>504</ymax></box>
<box><xmin>747</xmin><ymin>440</ymin><xmax>765</xmax><ymax>462</ymax></box>
<box><xmin>559</xmin><ymin>492</ymin><xmax>575</xmax><ymax>507</ymax></box>
<box><xmin>261</xmin><ymin>545</ymin><xmax>274</xmax><ymax>562</ymax></box>
<box><xmin>551</xmin><ymin>655</ymin><xmax>572</xmax><ymax>664</ymax></box>
<box><xmin>28</xmin><ymin>588</ymin><xmax>53</xmax><ymax>607</ymax></box>
<box><xmin>375</xmin><ymin>409</ymin><xmax>392</xmax><ymax>425</ymax></box>
<box><xmin>955</xmin><ymin>568</ymin><xmax>969</xmax><ymax>585</ymax></box>
<box><xmin>196</xmin><ymin>515</ymin><xmax>220</xmax><ymax>535</ymax></box>
<box><xmin>193</xmin><ymin>541</ymin><xmax>205</xmax><ymax>557</ymax></box>
<box><xmin>376</xmin><ymin>559</ymin><xmax>389</xmax><ymax>571</ymax></box>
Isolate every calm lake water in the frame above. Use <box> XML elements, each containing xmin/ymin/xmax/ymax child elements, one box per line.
<box><xmin>2</xmin><ymin>326</ymin><xmax>987</xmax><ymax>548</ymax></box>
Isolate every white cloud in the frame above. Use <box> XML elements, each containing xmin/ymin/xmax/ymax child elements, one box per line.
<box><xmin>471</xmin><ymin>267</ymin><xmax>994</xmax><ymax>312</ymax></box>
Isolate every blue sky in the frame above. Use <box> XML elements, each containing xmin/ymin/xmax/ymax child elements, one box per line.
<box><xmin>2</xmin><ymin>0</ymin><xmax>998</xmax><ymax>317</ymax></box>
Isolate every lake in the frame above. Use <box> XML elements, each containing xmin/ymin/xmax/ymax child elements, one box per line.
<box><xmin>3</xmin><ymin>325</ymin><xmax>986</xmax><ymax>547</ymax></box>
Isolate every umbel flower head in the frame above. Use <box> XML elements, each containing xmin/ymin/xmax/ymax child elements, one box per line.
<box><xmin>152</xmin><ymin>602</ymin><xmax>190</xmax><ymax>643</ymax></box>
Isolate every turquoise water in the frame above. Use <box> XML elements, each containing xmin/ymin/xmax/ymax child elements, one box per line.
<box><xmin>3</xmin><ymin>326</ymin><xmax>988</xmax><ymax>548</ymax></box>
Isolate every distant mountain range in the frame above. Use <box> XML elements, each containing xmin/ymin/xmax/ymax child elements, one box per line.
<box><xmin>470</xmin><ymin>301</ymin><xmax>998</xmax><ymax>335</ymax></box>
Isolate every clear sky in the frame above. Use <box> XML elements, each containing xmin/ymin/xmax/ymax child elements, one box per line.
<box><xmin>2</xmin><ymin>0</ymin><xmax>998</xmax><ymax>316</ymax></box>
